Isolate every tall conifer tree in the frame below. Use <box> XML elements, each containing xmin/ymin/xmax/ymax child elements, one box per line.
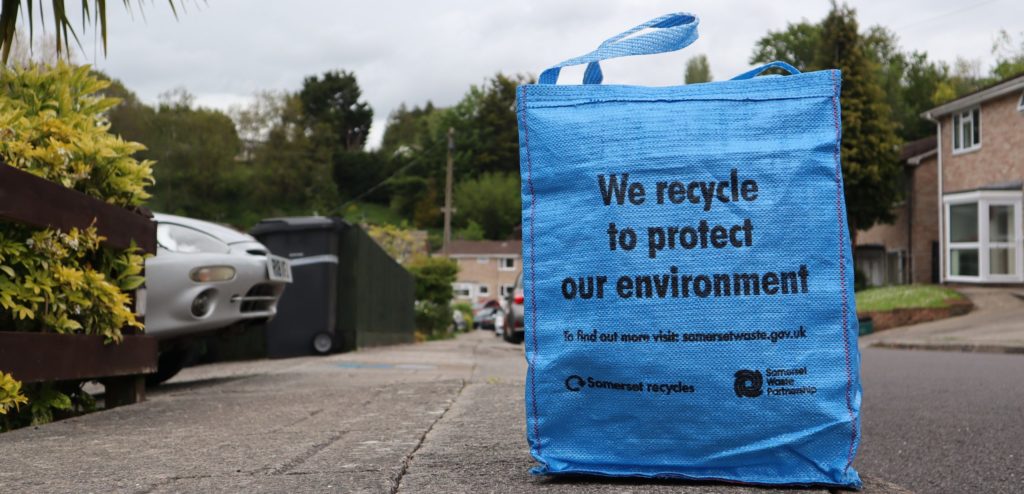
<box><xmin>815</xmin><ymin>3</ymin><xmax>902</xmax><ymax>244</ymax></box>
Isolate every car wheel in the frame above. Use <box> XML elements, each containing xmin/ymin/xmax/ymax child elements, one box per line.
<box><xmin>312</xmin><ymin>332</ymin><xmax>333</xmax><ymax>355</ymax></box>
<box><xmin>146</xmin><ymin>349</ymin><xmax>187</xmax><ymax>387</ymax></box>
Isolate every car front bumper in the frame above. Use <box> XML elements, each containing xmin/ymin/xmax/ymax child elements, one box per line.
<box><xmin>144</xmin><ymin>251</ymin><xmax>288</xmax><ymax>340</ymax></box>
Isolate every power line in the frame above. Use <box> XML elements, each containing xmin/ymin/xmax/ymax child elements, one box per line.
<box><xmin>897</xmin><ymin>0</ymin><xmax>1001</xmax><ymax>31</ymax></box>
<box><xmin>333</xmin><ymin>141</ymin><xmax>445</xmax><ymax>215</ymax></box>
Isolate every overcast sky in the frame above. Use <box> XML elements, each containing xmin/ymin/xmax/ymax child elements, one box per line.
<box><xmin>76</xmin><ymin>0</ymin><xmax>1020</xmax><ymax>148</ymax></box>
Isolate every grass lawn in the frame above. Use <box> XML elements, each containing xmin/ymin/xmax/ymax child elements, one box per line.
<box><xmin>855</xmin><ymin>284</ymin><xmax>965</xmax><ymax>312</ymax></box>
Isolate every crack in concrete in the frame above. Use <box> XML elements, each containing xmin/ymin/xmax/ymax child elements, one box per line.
<box><xmin>136</xmin><ymin>473</ymin><xmax>218</xmax><ymax>494</ymax></box>
<box><xmin>270</xmin><ymin>431</ymin><xmax>345</xmax><ymax>475</ymax></box>
<box><xmin>267</xmin><ymin>407</ymin><xmax>326</xmax><ymax>434</ymax></box>
<box><xmin>389</xmin><ymin>379</ymin><xmax>468</xmax><ymax>494</ymax></box>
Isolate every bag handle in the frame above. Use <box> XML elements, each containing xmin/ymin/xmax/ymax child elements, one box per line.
<box><xmin>730</xmin><ymin>61</ymin><xmax>801</xmax><ymax>80</ymax></box>
<box><xmin>538</xmin><ymin>13</ymin><xmax>699</xmax><ymax>85</ymax></box>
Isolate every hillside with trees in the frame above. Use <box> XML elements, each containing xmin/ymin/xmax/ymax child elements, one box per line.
<box><xmin>84</xmin><ymin>3</ymin><xmax>1022</xmax><ymax>246</ymax></box>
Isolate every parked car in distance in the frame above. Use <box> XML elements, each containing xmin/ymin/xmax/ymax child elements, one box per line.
<box><xmin>502</xmin><ymin>273</ymin><xmax>525</xmax><ymax>343</ymax></box>
<box><xmin>472</xmin><ymin>300</ymin><xmax>503</xmax><ymax>330</ymax></box>
<box><xmin>144</xmin><ymin>213</ymin><xmax>292</xmax><ymax>384</ymax></box>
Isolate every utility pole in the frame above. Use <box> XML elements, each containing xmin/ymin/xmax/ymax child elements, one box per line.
<box><xmin>442</xmin><ymin>127</ymin><xmax>455</xmax><ymax>257</ymax></box>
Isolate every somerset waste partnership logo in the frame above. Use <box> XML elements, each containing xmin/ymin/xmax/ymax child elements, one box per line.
<box><xmin>733</xmin><ymin>369</ymin><xmax>763</xmax><ymax>398</ymax></box>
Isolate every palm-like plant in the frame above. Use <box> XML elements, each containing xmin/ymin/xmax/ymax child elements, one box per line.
<box><xmin>0</xmin><ymin>1</ymin><xmax>180</xmax><ymax>64</ymax></box>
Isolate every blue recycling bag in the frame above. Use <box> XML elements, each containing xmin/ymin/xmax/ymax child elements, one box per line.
<box><xmin>517</xmin><ymin>13</ymin><xmax>861</xmax><ymax>488</ymax></box>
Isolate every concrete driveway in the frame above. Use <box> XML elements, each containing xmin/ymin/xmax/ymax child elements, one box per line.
<box><xmin>0</xmin><ymin>331</ymin><xmax>911</xmax><ymax>493</ymax></box>
<box><xmin>859</xmin><ymin>287</ymin><xmax>1024</xmax><ymax>353</ymax></box>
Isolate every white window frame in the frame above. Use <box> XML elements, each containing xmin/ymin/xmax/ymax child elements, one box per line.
<box><xmin>943</xmin><ymin>190</ymin><xmax>1023</xmax><ymax>283</ymax></box>
<box><xmin>951</xmin><ymin>106</ymin><xmax>981</xmax><ymax>155</ymax></box>
<box><xmin>1018</xmin><ymin>91</ymin><xmax>1024</xmax><ymax>112</ymax></box>
<box><xmin>477</xmin><ymin>284</ymin><xmax>490</xmax><ymax>296</ymax></box>
<box><xmin>452</xmin><ymin>282</ymin><xmax>474</xmax><ymax>299</ymax></box>
<box><xmin>498</xmin><ymin>257</ymin><xmax>516</xmax><ymax>271</ymax></box>
<box><xmin>500</xmin><ymin>284</ymin><xmax>515</xmax><ymax>297</ymax></box>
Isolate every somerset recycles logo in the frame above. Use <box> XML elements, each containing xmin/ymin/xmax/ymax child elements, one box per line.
<box><xmin>565</xmin><ymin>375</ymin><xmax>586</xmax><ymax>392</ymax></box>
<box><xmin>733</xmin><ymin>369</ymin><xmax>763</xmax><ymax>398</ymax></box>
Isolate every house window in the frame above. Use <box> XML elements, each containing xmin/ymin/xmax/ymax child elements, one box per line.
<box><xmin>478</xmin><ymin>284</ymin><xmax>490</xmax><ymax>296</ymax></box>
<box><xmin>951</xmin><ymin>107</ymin><xmax>981</xmax><ymax>153</ymax></box>
<box><xmin>1019</xmin><ymin>91</ymin><xmax>1024</xmax><ymax>112</ymax></box>
<box><xmin>944</xmin><ymin>193</ymin><xmax>1022</xmax><ymax>282</ymax></box>
<box><xmin>499</xmin><ymin>258</ymin><xmax>516</xmax><ymax>271</ymax></box>
<box><xmin>500</xmin><ymin>284</ymin><xmax>515</xmax><ymax>297</ymax></box>
<box><xmin>452</xmin><ymin>283</ymin><xmax>474</xmax><ymax>299</ymax></box>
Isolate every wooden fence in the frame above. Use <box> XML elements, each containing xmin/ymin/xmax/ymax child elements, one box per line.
<box><xmin>0</xmin><ymin>165</ymin><xmax>157</xmax><ymax>407</ymax></box>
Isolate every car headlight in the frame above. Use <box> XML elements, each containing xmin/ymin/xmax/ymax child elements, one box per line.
<box><xmin>190</xmin><ymin>266</ymin><xmax>236</xmax><ymax>282</ymax></box>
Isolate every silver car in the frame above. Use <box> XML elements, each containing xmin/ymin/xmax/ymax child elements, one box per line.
<box><xmin>502</xmin><ymin>273</ymin><xmax>525</xmax><ymax>344</ymax></box>
<box><xmin>144</xmin><ymin>213</ymin><xmax>292</xmax><ymax>383</ymax></box>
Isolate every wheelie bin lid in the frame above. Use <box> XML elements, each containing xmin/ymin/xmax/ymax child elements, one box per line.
<box><xmin>249</xmin><ymin>216</ymin><xmax>349</xmax><ymax>236</ymax></box>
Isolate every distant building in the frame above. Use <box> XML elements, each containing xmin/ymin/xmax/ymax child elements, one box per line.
<box><xmin>856</xmin><ymin>73</ymin><xmax>1024</xmax><ymax>286</ymax></box>
<box><xmin>856</xmin><ymin>136</ymin><xmax>939</xmax><ymax>286</ymax></box>
<box><xmin>440</xmin><ymin>240</ymin><xmax>522</xmax><ymax>303</ymax></box>
<box><xmin>923</xmin><ymin>73</ymin><xmax>1024</xmax><ymax>285</ymax></box>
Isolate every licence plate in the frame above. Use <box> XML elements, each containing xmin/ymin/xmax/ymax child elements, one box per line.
<box><xmin>267</xmin><ymin>255</ymin><xmax>293</xmax><ymax>283</ymax></box>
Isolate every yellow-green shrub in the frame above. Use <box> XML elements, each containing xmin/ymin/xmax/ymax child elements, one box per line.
<box><xmin>0</xmin><ymin>63</ymin><xmax>152</xmax><ymax>430</ymax></box>
<box><xmin>0</xmin><ymin>63</ymin><xmax>154</xmax><ymax>206</ymax></box>
<box><xmin>0</xmin><ymin>371</ymin><xmax>28</xmax><ymax>417</ymax></box>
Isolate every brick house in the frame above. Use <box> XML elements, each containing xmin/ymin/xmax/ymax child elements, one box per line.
<box><xmin>441</xmin><ymin>240</ymin><xmax>523</xmax><ymax>303</ymax></box>
<box><xmin>923</xmin><ymin>73</ymin><xmax>1024</xmax><ymax>285</ymax></box>
<box><xmin>855</xmin><ymin>136</ymin><xmax>939</xmax><ymax>286</ymax></box>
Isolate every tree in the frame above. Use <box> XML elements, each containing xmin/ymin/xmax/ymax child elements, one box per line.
<box><xmin>299</xmin><ymin>70</ymin><xmax>374</xmax><ymax>151</ymax></box>
<box><xmin>384</xmin><ymin>73</ymin><xmax>529</xmax><ymax>183</ymax></box>
<box><xmin>142</xmin><ymin>96</ymin><xmax>244</xmax><ymax>222</ymax></box>
<box><xmin>245</xmin><ymin>92</ymin><xmax>339</xmax><ymax>221</ymax></box>
<box><xmin>751</xmin><ymin>4</ymin><xmax>903</xmax><ymax>238</ymax></box>
<box><xmin>862</xmin><ymin>26</ymin><xmax>949</xmax><ymax>140</ymax></box>
<box><xmin>992</xmin><ymin>30</ymin><xmax>1024</xmax><ymax>80</ymax></box>
<box><xmin>684</xmin><ymin>54</ymin><xmax>712</xmax><ymax>83</ymax></box>
<box><xmin>752</xmin><ymin>17</ymin><xmax>951</xmax><ymax>141</ymax></box>
<box><xmin>815</xmin><ymin>3</ymin><xmax>902</xmax><ymax>240</ymax></box>
<box><xmin>332</xmin><ymin>149</ymin><xmax>399</xmax><ymax>203</ymax></box>
<box><xmin>454</xmin><ymin>172</ymin><xmax>521</xmax><ymax>240</ymax></box>
<box><xmin>750</xmin><ymin>21</ymin><xmax>822</xmax><ymax>72</ymax></box>
<box><xmin>380</xmin><ymin>102</ymin><xmax>436</xmax><ymax>157</ymax></box>
<box><xmin>104</xmin><ymin>81</ymin><xmax>252</xmax><ymax>224</ymax></box>
<box><xmin>457</xmin><ymin>220</ymin><xmax>485</xmax><ymax>241</ymax></box>
<box><xmin>462</xmin><ymin>74</ymin><xmax>524</xmax><ymax>176</ymax></box>
<box><xmin>229</xmin><ymin>90</ymin><xmax>290</xmax><ymax>145</ymax></box>
<box><xmin>379</xmin><ymin>73</ymin><xmax>530</xmax><ymax>234</ymax></box>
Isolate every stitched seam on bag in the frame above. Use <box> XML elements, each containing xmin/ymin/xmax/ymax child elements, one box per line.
<box><xmin>520</xmin><ymin>86</ymin><xmax>542</xmax><ymax>456</ymax></box>
<box><xmin>830</xmin><ymin>69</ymin><xmax>857</xmax><ymax>474</ymax></box>
<box><xmin>524</xmin><ymin>95</ymin><xmax>835</xmax><ymax>109</ymax></box>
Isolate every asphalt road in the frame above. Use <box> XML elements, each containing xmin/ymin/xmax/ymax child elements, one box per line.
<box><xmin>855</xmin><ymin>347</ymin><xmax>1024</xmax><ymax>494</ymax></box>
<box><xmin>2</xmin><ymin>331</ymin><xmax>1019</xmax><ymax>493</ymax></box>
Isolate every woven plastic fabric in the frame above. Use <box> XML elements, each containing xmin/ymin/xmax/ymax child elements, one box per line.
<box><xmin>517</xmin><ymin>13</ymin><xmax>861</xmax><ymax>488</ymax></box>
